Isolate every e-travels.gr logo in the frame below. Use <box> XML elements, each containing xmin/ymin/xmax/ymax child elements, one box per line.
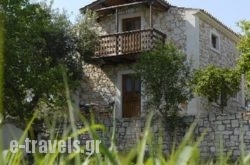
<box><xmin>10</xmin><ymin>138</ymin><xmax>101</xmax><ymax>155</ymax></box>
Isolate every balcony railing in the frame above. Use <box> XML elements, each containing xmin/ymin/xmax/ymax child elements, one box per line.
<box><xmin>95</xmin><ymin>28</ymin><xmax>166</xmax><ymax>57</ymax></box>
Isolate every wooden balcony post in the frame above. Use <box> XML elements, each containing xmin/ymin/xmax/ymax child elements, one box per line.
<box><xmin>116</xmin><ymin>8</ymin><xmax>119</xmax><ymax>33</ymax></box>
<box><xmin>151</xmin><ymin>29</ymin><xmax>154</xmax><ymax>49</ymax></box>
<box><xmin>149</xmin><ymin>1</ymin><xmax>153</xmax><ymax>28</ymax></box>
<box><xmin>116</xmin><ymin>8</ymin><xmax>119</xmax><ymax>54</ymax></box>
<box><xmin>116</xmin><ymin>35</ymin><xmax>119</xmax><ymax>55</ymax></box>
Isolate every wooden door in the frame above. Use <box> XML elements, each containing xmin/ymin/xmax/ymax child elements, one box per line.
<box><xmin>122</xmin><ymin>74</ymin><xmax>141</xmax><ymax>118</ymax></box>
<box><xmin>122</xmin><ymin>17</ymin><xmax>141</xmax><ymax>53</ymax></box>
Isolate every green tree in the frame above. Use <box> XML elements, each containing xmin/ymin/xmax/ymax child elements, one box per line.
<box><xmin>74</xmin><ymin>10</ymin><xmax>99</xmax><ymax>61</ymax></box>
<box><xmin>135</xmin><ymin>43</ymin><xmax>192</xmax><ymax>117</ymax></box>
<box><xmin>192</xmin><ymin>65</ymin><xmax>240</xmax><ymax>112</ymax></box>
<box><xmin>1</xmin><ymin>0</ymin><xmax>95</xmax><ymax>122</ymax></box>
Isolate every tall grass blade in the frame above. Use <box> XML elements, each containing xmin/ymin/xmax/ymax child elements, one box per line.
<box><xmin>0</xmin><ymin>12</ymin><xmax>4</xmax><ymax>165</ymax></box>
<box><xmin>136</xmin><ymin>111</ymin><xmax>154</xmax><ymax>165</ymax></box>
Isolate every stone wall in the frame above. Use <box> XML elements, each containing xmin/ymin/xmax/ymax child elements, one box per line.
<box><xmin>196</xmin><ymin>111</ymin><xmax>250</xmax><ymax>159</ymax></box>
<box><xmin>74</xmin><ymin>113</ymin><xmax>189</xmax><ymax>154</ymax></box>
<box><xmin>153</xmin><ymin>7</ymin><xmax>187</xmax><ymax>52</ymax></box>
<box><xmin>77</xmin><ymin>111</ymin><xmax>250</xmax><ymax>159</ymax></box>
<box><xmin>199</xmin><ymin>19</ymin><xmax>239</xmax><ymax>68</ymax></box>
<box><xmin>38</xmin><ymin>108</ymin><xmax>250</xmax><ymax>159</ymax></box>
<box><xmin>78</xmin><ymin>63</ymin><xmax>118</xmax><ymax>108</ymax></box>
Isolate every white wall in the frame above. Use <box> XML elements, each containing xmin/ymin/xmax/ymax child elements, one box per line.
<box><xmin>184</xmin><ymin>10</ymin><xmax>202</xmax><ymax>115</ymax></box>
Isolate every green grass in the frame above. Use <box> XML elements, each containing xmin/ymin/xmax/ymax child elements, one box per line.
<box><xmin>1</xmin><ymin>107</ymin><xmax>250</xmax><ymax>165</ymax></box>
<box><xmin>0</xmin><ymin>11</ymin><xmax>5</xmax><ymax>165</ymax></box>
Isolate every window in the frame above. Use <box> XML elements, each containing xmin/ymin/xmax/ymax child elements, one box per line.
<box><xmin>211</xmin><ymin>34</ymin><xmax>217</xmax><ymax>49</ymax></box>
<box><xmin>210</xmin><ymin>31</ymin><xmax>220</xmax><ymax>52</ymax></box>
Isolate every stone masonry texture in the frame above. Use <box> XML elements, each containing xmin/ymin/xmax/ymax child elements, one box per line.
<box><xmin>43</xmin><ymin>110</ymin><xmax>250</xmax><ymax>159</ymax></box>
<box><xmin>74</xmin><ymin>110</ymin><xmax>250</xmax><ymax>159</ymax></box>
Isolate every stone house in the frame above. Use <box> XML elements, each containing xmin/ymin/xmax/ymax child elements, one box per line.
<box><xmin>74</xmin><ymin>0</ymin><xmax>250</xmax><ymax>157</ymax></box>
<box><xmin>78</xmin><ymin>0</ymin><xmax>245</xmax><ymax>118</ymax></box>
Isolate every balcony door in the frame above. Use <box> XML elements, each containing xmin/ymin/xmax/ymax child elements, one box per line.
<box><xmin>121</xmin><ymin>17</ymin><xmax>141</xmax><ymax>53</ymax></box>
<box><xmin>122</xmin><ymin>74</ymin><xmax>141</xmax><ymax>118</ymax></box>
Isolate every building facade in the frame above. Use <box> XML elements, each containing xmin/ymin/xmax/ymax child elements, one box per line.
<box><xmin>77</xmin><ymin>0</ymin><xmax>245</xmax><ymax>118</ymax></box>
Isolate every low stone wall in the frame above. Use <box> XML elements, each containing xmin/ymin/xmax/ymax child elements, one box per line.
<box><xmin>196</xmin><ymin>111</ymin><xmax>250</xmax><ymax>159</ymax></box>
<box><xmin>40</xmin><ymin>110</ymin><xmax>250</xmax><ymax>159</ymax></box>
<box><xmin>92</xmin><ymin>110</ymin><xmax>250</xmax><ymax>159</ymax></box>
<box><xmin>92</xmin><ymin>115</ymin><xmax>188</xmax><ymax>153</ymax></box>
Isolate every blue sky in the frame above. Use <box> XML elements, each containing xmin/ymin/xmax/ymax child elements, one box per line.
<box><xmin>53</xmin><ymin>0</ymin><xmax>250</xmax><ymax>33</ymax></box>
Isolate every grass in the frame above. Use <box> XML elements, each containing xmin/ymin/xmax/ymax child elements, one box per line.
<box><xmin>0</xmin><ymin>103</ymin><xmax>250</xmax><ymax>164</ymax></box>
<box><xmin>1</xmin><ymin>106</ymin><xmax>250</xmax><ymax>165</ymax></box>
<box><xmin>0</xmin><ymin>11</ymin><xmax>5</xmax><ymax>165</ymax></box>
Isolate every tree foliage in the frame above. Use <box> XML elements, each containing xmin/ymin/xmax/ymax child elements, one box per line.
<box><xmin>74</xmin><ymin>10</ymin><xmax>99</xmax><ymax>61</ymax></box>
<box><xmin>135</xmin><ymin>43</ymin><xmax>192</xmax><ymax>117</ymax></box>
<box><xmin>192</xmin><ymin>65</ymin><xmax>240</xmax><ymax>111</ymax></box>
<box><xmin>2</xmin><ymin>0</ymin><xmax>96</xmax><ymax>121</ymax></box>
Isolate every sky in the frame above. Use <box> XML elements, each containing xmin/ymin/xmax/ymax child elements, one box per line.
<box><xmin>52</xmin><ymin>0</ymin><xmax>250</xmax><ymax>33</ymax></box>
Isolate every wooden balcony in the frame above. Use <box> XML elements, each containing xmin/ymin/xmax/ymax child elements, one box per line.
<box><xmin>93</xmin><ymin>28</ymin><xmax>166</xmax><ymax>63</ymax></box>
